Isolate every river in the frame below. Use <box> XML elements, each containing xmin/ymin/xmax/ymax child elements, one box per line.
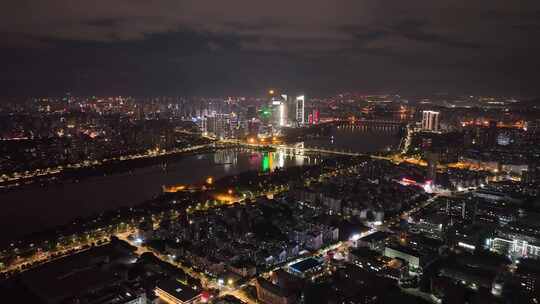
<box><xmin>0</xmin><ymin>126</ymin><xmax>401</xmax><ymax>244</ymax></box>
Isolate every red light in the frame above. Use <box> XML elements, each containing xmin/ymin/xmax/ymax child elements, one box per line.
<box><xmin>201</xmin><ymin>291</ymin><xmax>210</xmax><ymax>303</ymax></box>
<box><xmin>401</xmin><ymin>178</ymin><xmax>417</xmax><ymax>185</ymax></box>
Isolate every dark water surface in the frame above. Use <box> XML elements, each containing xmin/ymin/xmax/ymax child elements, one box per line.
<box><xmin>0</xmin><ymin>127</ymin><xmax>400</xmax><ymax>243</ymax></box>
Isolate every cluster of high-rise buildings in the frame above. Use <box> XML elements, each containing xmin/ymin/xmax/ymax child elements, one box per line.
<box><xmin>198</xmin><ymin>90</ymin><xmax>318</xmax><ymax>139</ymax></box>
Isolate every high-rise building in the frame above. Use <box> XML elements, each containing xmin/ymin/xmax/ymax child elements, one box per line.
<box><xmin>485</xmin><ymin>120</ymin><xmax>499</xmax><ymax>147</ymax></box>
<box><xmin>246</xmin><ymin>105</ymin><xmax>257</xmax><ymax>119</ymax></box>
<box><xmin>312</xmin><ymin>108</ymin><xmax>320</xmax><ymax>124</ymax></box>
<box><xmin>523</xmin><ymin>163</ymin><xmax>540</xmax><ymax>184</ymax></box>
<box><xmin>206</xmin><ymin>114</ymin><xmax>230</xmax><ymax>138</ymax></box>
<box><xmin>278</xmin><ymin>102</ymin><xmax>287</xmax><ymax>127</ymax></box>
<box><xmin>524</xmin><ymin>120</ymin><xmax>540</xmax><ymax>133</ymax></box>
<box><xmin>296</xmin><ymin>95</ymin><xmax>305</xmax><ymax>125</ymax></box>
<box><xmin>426</xmin><ymin>151</ymin><xmax>439</xmax><ymax>185</ymax></box>
<box><xmin>271</xmin><ymin>95</ymin><xmax>287</xmax><ymax>128</ymax></box>
<box><xmin>421</xmin><ymin>110</ymin><xmax>440</xmax><ymax>132</ymax></box>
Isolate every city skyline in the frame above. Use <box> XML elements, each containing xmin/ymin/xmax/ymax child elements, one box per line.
<box><xmin>2</xmin><ymin>2</ymin><xmax>540</xmax><ymax>304</ymax></box>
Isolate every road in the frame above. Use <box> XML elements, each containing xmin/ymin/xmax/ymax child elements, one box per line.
<box><xmin>219</xmin><ymin>139</ymin><xmax>364</xmax><ymax>157</ymax></box>
<box><xmin>0</xmin><ymin>237</ymin><xmax>110</xmax><ymax>276</ymax></box>
<box><xmin>1</xmin><ymin>142</ymin><xmax>448</xmax><ymax>304</ymax></box>
<box><xmin>117</xmin><ymin>231</ymin><xmax>260</xmax><ymax>303</ymax></box>
<box><xmin>0</xmin><ymin>144</ymin><xmax>212</xmax><ymax>186</ymax></box>
<box><xmin>116</xmin><ymin>232</ymin><xmax>217</xmax><ymax>288</ymax></box>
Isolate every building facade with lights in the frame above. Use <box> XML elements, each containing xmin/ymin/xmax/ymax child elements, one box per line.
<box><xmin>422</xmin><ymin>110</ymin><xmax>440</xmax><ymax>132</ymax></box>
<box><xmin>295</xmin><ymin>95</ymin><xmax>305</xmax><ymax>125</ymax></box>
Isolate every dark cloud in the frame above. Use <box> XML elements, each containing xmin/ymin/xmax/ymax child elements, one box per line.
<box><xmin>0</xmin><ymin>0</ymin><xmax>539</xmax><ymax>96</ymax></box>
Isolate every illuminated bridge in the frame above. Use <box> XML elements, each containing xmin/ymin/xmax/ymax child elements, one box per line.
<box><xmin>336</xmin><ymin>118</ymin><xmax>406</xmax><ymax>125</ymax></box>
<box><xmin>334</xmin><ymin>119</ymin><xmax>406</xmax><ymax>132</ymax></box>
<box><xmin>219</xmin><ymin>140</ymin><xmax>365</xmax><ymax>157</ymax></box>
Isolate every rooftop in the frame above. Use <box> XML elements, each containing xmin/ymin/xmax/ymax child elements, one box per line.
<box><xmin>156</xmin><ymin>279</ymin><xmax>200</xmax><ymax>303</ymax></box>
<box><xmin>289</xmin><ymin>257</ymin><xmax>322</xmax><ymax>273</ymax></box>
<box><xmin>359</xmin><ymin>231</ymin><xmax>390</xmax><ymax>243</ymax></box>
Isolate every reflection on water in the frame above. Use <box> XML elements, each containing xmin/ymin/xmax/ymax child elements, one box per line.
<box><xmin>0</xmin><ymin>148</ymin><xmax>310</xmax><ymax>243</ymax></box>
<box><xmin>260</xmin><ymin>150</ymin><xmax>301</xmax><ymax>172</ymax></box>
<box><xmin>0</xmin><ymin>127</ymin><xmax>399</xmax><ymax>243</ymax></box>
<box><xmin>213</xmin><ymin>148</ymin><xmax>308</xmax><ymax>174</ymax></box>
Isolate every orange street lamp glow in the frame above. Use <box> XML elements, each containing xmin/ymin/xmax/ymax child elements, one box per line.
<box><xmin>269</xmin><ymin>89</ymin><xmax>275</xmax><ymax>95</ymax></box>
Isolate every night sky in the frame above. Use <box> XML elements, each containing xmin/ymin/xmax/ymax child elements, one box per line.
<box><xmin>1</xmin><ymin>1</ymin><xmax>540</xmax><ymax>97</ymax></box>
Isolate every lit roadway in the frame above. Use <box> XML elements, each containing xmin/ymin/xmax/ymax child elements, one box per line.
<box><xmin>1</xmin><ymin>136</ymin><xmax>446</xmax><ymax>303</ymax></box>
<box><xmin>219</xmin><ymin>139</ymin><xmax>365</xmax><ymax>157</ymax></box>
<box><xmin>115</xmin><ymin>193</ymin><xmax>439</xmax><ymax>304</ymax></box>
<box><xmin>383</xmin><ymin>194</ymin><xmax>444</xmax><ymax>231</ymax></box>
<box><xmin>115</xmin><ymin>231</ymin><xmax>216</xmax><ymax>287</ymax></box>
<box><xmin>116</xmin><ymin>231</ymin><xmax>259</xmax><ymax>303</ymax></box>
<box><xmin>0</xmin><ymin>236</ymin><xmax>110</xmax><ymax>276</ymax></box>
<box><xmin>0</xmin><ymin>144</ymin><xmax>212</xmax><ymax>186</ymax></box>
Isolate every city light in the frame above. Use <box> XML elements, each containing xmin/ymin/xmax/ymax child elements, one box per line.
<box><xmin>0</xmin><ymin>3</ymin><xmax>537</xmax><ymax>302</ymax></box>
<box><xmin>457</xmin><ymin>242</ymin><xmax>476</xmax><ymax>251</ymax></box>
<box><xmin>350</xmin><ymin>234</ymin><xmax>361</xmax><ymax>241</ymax></box>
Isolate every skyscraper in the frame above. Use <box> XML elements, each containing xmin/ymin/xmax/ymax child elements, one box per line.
<box><xmin>205</xmin><ymin>114</ymin><xmax>230</xmax><ymax>138</ymax></box>
<box><xmin>278</xmin><ymin>102</ymin><xmax>287</xmax><ymax>127</ymax></box>
<box><xmin>422</xmin><ymin>110</ymin><xmax>440</xmax><ymax>132</ymax></box>
<box><xmin>296</xmin><ymin>95</ymin><xmax>305</xmax><ymax>125</ymax></box>
<box><xmin>246</xmin><ymin>105</ymin><xmax>257</xmax><ymax>120</ymax></box>
<box><xmin>271</xmin><ymin>95</ymin><xmax>287</xmax><ymax>128</ymax></box>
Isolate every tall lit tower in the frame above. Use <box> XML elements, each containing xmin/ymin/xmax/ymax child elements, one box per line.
<box><xmin>422</xmin><ymin>110</ymin><xmax>440</xmax><ymax>132</ymax></box>
<box><xmin>279</xmin><ymin>102</ymin><xmax>286</xmax><ymax>127</ymax></box>
<box><xmin>270</xmin><ymin>92</ymin><xmax>287</xmax><ymax>128</ymax></box>
<box><xmin>296</xmin><ymin>95</ymin><xmax>305</xmax><ymax>125</ymax></box>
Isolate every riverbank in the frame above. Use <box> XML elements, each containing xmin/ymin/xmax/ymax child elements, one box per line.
<box><xmin>0</xmin><ymin>153</ymin><xmax>362</xmax><ymax>279</ymax></box>
<box><xmin>0</xmin><ymin>144</ymin><xmax>220</xmax><ymax>192</ymax></box>
<box><xmin>0</xmin><ymin>147</ymin><xmax>311</xmax><ymax>244</ymax></box>
<box><xmin>0</xmin><ymin>127</ymin><xmax>401</xmax><ymax>245</ymax></box>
